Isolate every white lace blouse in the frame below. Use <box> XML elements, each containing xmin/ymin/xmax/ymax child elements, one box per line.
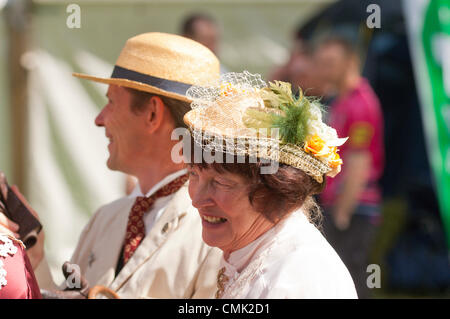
<box><xmin>218</xmin><ymin>210</ymin><xmax>358</xmax><ymax>299</ymax></box>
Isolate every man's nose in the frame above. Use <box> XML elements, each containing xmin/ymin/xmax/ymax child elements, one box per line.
<box><xmin>95</xmin><ymin>108</ymin><xmax>106</xmax><ymax>127</ymax></box>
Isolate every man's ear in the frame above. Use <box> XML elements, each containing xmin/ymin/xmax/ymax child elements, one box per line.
<box><xmin>146</xmin><ymin>96</ymin><xmax>166</xmax><ymax>133</ymax></box>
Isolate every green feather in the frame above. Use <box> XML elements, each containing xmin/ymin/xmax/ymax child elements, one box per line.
<box><xmin>242</xmin><ymin>107</ymin><xmax>276</xmax><ymax>129</ymax></box>
<box><xmin>266</xmin><ymin>82</ymin><xmax>313</xmax><ymax>145</ymax></box>
<box><xmin>243</xmin><ymin>81</ymin><xmax>324</xmax><ymax>146</ymax></box>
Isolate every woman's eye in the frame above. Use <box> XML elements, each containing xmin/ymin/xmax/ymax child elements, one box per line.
<box><xmin>214</xmin><ymin>179</ymin><xmax>231</xmax><ymax>187</ymax></box>
<box><xmin>188</xmin><ymin>170</ymin><xmax>198</xmax><ymax>177</ymax></box>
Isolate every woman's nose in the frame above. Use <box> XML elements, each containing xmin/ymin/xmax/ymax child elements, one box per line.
<box><xmin>190</xmin><ymin>183</ymin><xmax>214</xmax><ymax>209</ymax></box>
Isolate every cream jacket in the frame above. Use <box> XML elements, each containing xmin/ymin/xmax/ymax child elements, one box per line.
<box><xmin>38</xmin><ymin>183</ymin><xmax>221</xmax><ymax>298</ymax></box>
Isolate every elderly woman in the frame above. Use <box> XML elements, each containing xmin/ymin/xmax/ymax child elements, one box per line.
<box><xmin>183</xmin><ymin>72</ymin><xmax>357</xmax><ymax>298</ymax></box>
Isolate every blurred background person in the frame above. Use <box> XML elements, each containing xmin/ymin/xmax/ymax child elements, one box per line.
<box><xmin>268</xmin><ymin>36</ymin><xmax>306</xmax><ymax>83</ymax></box>
<box><xmin>314</xmin><ymin>36</ymin><xmax>385</xmax><ymax>299</ymax></box>
<box><xmin>180</xmin><ymin>12</ymin><xmax>228</xmax><ymax>73</ymax></box>
<box><xmin>289</xmin><ymin>42</ymin><xmax>328</xmax><ymax>98</ymax></box>
<box><xmin>268</xmin><ymin>35</ymin><xmax>327</xmax><ymax>98</ymax></box>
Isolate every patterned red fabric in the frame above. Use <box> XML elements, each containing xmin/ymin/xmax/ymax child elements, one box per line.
<box><xmin>0</xmin><ymin>236</ymin><xmax>42</xmax><ymax>299</ymax></box>
<box><xmin>122</xmin><ymin>174</ymin><xmax>188</xmax><ymax>264</ymax></box>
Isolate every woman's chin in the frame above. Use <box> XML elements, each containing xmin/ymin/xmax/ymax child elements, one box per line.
<box><xmin>202</xmin><ymin>229</ymin><xmax>226</xmax><ymax>249</ymax></box>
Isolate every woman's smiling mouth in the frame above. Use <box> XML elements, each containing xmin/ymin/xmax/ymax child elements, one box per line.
<box><xmin>201</xmin><ymin>214</ymin><xmax>227</xmax><ymax>225</ymax></box>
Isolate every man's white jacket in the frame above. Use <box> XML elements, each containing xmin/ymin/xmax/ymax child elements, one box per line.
<box><xmin>38</xmin><ymin>183</ymin><xmax>221</xmax><ymax>298</ymax></box>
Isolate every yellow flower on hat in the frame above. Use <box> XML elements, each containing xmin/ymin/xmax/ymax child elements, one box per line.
<box><xmin>304</xmin><ymin>134</ymin><xmax>326</xmax><ymax>155</ymax></box>
<box><xmin>220</xmin><ymin>83</ymin><xmax>239</xmax><ymax>97</ymax></box>
<box><xmin>220</xmin><ymin>83</ymin><xmax>234</xmax><ymax>96</ymax></box>
<box><xmin>219</xmin><ymin>82</ymin><xmax>252</xmax><ymax>97</ymax></box>
<box><xmin>328</xmin><ymin>147</ymin><xmax>343</xmax><ymax>168</ymax></box>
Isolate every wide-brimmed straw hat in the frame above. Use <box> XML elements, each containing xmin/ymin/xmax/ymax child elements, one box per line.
<box><xmin>73</xmin><ymin>32</ymin><xmax>220</xmax><ymax>102</ymax></box>
<box><xmin>183</xmin><ymin>71</ymin><xmax>348</xmax><ymax>183</ymax></box>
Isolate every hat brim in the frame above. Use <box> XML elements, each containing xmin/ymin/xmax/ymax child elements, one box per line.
<box><xmin>73</xmin><ymin>73</ymin><xmax>192</xmax><ymax>103</ymax></box>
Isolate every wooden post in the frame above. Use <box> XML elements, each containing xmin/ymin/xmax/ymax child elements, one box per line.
<box><xmin>4</xmin><ymin>0</ymin><xmax>32</xmax><ymax>193</ymax></box>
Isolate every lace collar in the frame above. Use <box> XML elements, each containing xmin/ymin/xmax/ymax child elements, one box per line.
<box><xmin>222</xmin><ymin>224</ymin><xmax>278</xmax><ymax>275</ymax></box>
<box><xmin>219</xmin><ymin>210</ymin><xmax>308</xmax><ymax>298</ymax></box>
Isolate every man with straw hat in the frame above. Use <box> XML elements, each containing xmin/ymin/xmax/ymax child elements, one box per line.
<box><xmin>2</xmin><ymin>32</ymin><xmax>222</xmax><ymax>298</ymax></box>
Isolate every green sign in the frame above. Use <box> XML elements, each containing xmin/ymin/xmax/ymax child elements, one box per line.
<box><xmin>410</xmin><ymin>0</ymin><xmax>450</xmax><ymax>246</ymax></box>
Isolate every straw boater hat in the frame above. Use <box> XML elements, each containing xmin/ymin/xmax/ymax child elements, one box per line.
<box><xmin>73</xmin><ymin>32</ymin><xmax>220</xmax><ymax>102</ymax></box>
<box><xmin>184</xmin><ymin>71</ymin><xmax>348</xmax><ymax>183</ymax></box>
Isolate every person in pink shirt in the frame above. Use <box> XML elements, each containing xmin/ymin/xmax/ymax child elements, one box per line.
<box><xmin>314</xmin><ymin>36</ymin><xmax>385</xmax><ymax>299</ymax></box>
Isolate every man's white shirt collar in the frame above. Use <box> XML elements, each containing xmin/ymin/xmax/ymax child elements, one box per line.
<box><xmin>128</xmin><ymin>168</ymin><xmax>188</xmax><ymax>198</ymax></box>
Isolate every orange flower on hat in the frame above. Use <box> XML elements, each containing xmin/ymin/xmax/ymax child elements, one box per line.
<box><xmin>304</xmin><ymin>134</ymin><xmax>326</xmax><ymax>155</ymax></box>
<box><xmin>304</xmin><ymin>135</ymin><xmax>344</xmax><ymax>174</ymax></box>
